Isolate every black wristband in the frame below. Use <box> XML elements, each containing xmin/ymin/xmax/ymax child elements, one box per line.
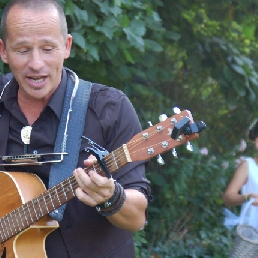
<box><xmin>96</xmin><ymin>182</ymin><xmax>126</xmax><ymax>216</ymax></box>
<box><xmin>96</xmin><ymin>181</ymin><xmax>119</xmax><ymax>209</ymax></box>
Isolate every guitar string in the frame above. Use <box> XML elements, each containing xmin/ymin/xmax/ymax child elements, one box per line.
<box><xmin>0</xmin><ymin>141</ymin><xmax>141</xmax><ymax>241</ymax></box>
<box><xmin>0</xmin><ymin>124</ymin><xmax>180</xmax><ymax>241</ymax></box>
<box><xmin>0</xmin><ymin>127</ymin><xmax>177</xmax><ymax>240</ymax></box>
<box><xmin>0</xmin><ymin>138</ymin><xmax>177</xmax><ymax>242</ymax></box>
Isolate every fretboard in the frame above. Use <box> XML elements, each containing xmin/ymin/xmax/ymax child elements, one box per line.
<box><xmin>0</xmin><ymin>144</ymin><xmax>131</xmax><ymax>243</ymax></box>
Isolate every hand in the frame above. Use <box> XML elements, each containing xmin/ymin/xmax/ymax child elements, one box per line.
<box><xmin>73</xmin><ymin>155</ymin><xmax>116</xmax><ymax>207</ymax></box>
<box><xmin>247</xmin><ymin>193</ymin><xmax>258</xmax><ymax>206</ymax></box>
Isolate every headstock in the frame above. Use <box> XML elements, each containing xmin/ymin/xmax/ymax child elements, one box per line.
<box><xmin>126</xmin><ymin>110</ymin><xmax>206</xmax><ymax>163</ymax></box>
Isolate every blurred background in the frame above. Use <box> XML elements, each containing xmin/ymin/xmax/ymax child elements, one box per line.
<box><xmin>1</xmin><ymin>0</ymin><xmax>258</xmax><ymax>257</ymax></box>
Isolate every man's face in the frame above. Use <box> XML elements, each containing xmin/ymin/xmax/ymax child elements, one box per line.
<box><xmin>0</xmin><ymin>5</ymin><xmax>72</xmax><ymax>101</ymax></box>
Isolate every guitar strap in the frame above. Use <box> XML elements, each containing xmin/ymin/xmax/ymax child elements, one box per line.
<box><xmin>48</xmin><ymin>70</ymin><xmax>92</xmax><ymax>221</ymax></box>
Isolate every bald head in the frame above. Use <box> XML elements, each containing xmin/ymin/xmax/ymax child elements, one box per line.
<box><xmin>1</xmin><ymin>0</ymin><xmax>68</xmax><ymax>45</ymax></box>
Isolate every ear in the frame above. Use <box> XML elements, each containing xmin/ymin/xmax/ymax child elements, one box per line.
<box><xmin>64</xmin><ymin>34</ymin><xmax>72</xmax><ymax>59</ymax></box>
<box><xmin>0</xmin><ymin>39</ymin><xmax>8</xmax><ymax>64</ymax></box>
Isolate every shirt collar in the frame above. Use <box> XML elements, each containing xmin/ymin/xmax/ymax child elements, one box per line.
<box><xmin>47</xmin><ymin>68</ymin><xmax>67</xmax><ymax>118</ymax></box>
<box><xmin>0</xmin><ymin>68</ymin><xmax>68</xmax><ymax>119</ymax></box>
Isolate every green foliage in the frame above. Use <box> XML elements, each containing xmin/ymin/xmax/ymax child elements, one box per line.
<box><xmin>136</xmin><ymin>145</ymin><xmax>248</xmax><ymax>257</ymax></box>
<box><xmin>1</xmin><ymin>0</ymin><xmax>258</xmax><ymax>256</ymax></box>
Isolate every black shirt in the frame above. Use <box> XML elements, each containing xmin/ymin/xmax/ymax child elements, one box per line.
<box><xmin>0</xmin><ymin>68</ymin><xmax>151</xmax><ymax>258</ymax></box>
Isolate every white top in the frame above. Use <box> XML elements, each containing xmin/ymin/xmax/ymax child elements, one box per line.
<box><xmin>224</xmin><ymin>157</ymin><xmax>258</xmax><ymax>230</ymax></box>
<box><xmin>240</xmin><ymin>157</ymin><xmax>258</xmax><ymax>229</ymax></box>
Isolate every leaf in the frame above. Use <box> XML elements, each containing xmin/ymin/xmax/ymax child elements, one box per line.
<box><xmin>120</xmin><ymin>43</ymin><xmax>134</xmax><ymax>63</ymax></box>
<box><xmin>105</xmin><ymin>40</ymin><xmax>118</xmax><ymax>55</ymax></box>
<box><xmin>74</xmin><ymin>6</ymin><xmax>88</xmax><ymax>23</ymax></box>
<box><xmin>166</xmin><ymin>31</ymin><xmax>181</xmax><ymax>41</ymax></box>
<box><xmin>123</xmin><ymin>27</ymin><xmax>144</xmax><ymax>51</ymax></box>
<box><xmin>231</xmin><ymin>64</ymin><xmax>246</xmax><ymax>76</ymax></box>
<box><xmin>96</xmin><ymin>17</ymin><xmax>119</xmax><ymax>39</ymax></box>
<box><xmin>223</xmin><ymin>66</ymin><xmax>233</xmax><ymax>82</ymax></box>
<box><xmin>130</xmin><ymin>20</ymin><xmax>146</xmax><ymax>37</ymax></box>
<box><xmin>242</xmin><ymin>24</ymin><xmax>256</xmax><ymax>40</ymax></box>
<box><xmin>64</xmin><ymin>0</ymin><xmax>74</xmax><ymax>16</ymax></box>
<box><xmin>114</xmin><ymin>0</ymin><xmax>121</xmax><ymax>7</ymax></box>
<box><xmin>233</xmin><ymin>80</ymin><xmax>246</xmax><ymax>97</ymax></box>
<box><xmin>71</xmin><ymin>32</ymin><xmax>86</xmax><ymax>49</ymax></box>
<box><xmin>144</xmin><ymin>39</ymin><xmax>163</xmax><ymax>52</ymax></box>
<box><xmin>87</xmin><ymin>44</ymin><xmax>99</xmax><ymax>61</ymax></box>
<box><xmin>120</xmin><ymin>14</ymin><xmax>130</xmax><ymax>28</ymax></box>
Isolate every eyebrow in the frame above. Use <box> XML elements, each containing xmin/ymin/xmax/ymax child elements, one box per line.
<box><xmin>11</xmin><ymin>39</ymin><xmax>58</xmax><ymax>48</ymax></box>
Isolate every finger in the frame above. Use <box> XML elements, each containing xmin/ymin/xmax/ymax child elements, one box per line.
<box><xmin>88</xmin><ymin>171</ymin><xmax>116</xmax><ymax>198</ymax></box>
<box><xmin>84</xmin><ymin>155</ymin><xmax>97</xmax><ymax>166</ymax></box>
<box><xmin>88</xmin><ymin>169</ymin><xmax>111</xmax><ymax>186</ymax></box>
<box><xmin>74</xmin><ymin>168</ymin><xmax>91</xmax><ymax>190</ymax></box>
<box><xmin>74</xmin><ymin>168</ymin><xmax>115</xmax><ymax>203</ymax></box>
<box><xmin>75</xmin><ymin>187</ymin><xmax>98</xmax><ymax>207</ymax></box>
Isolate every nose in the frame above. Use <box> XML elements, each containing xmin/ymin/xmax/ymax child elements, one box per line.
<box><xmin>28</xmin><ymin>49</ymin><xmax>44</xmax><ymax>71</ymax></box>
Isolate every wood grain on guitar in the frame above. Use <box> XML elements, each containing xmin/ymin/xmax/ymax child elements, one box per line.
<box><xmin>0</xmin><ymin>110</ymin><xmax>205</xmax><ymax>258</ymax></box>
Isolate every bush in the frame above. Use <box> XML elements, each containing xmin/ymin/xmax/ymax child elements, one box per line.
<box><xmin>134</xmin><ymin>143</ymin><xmax>250</xmax><ymax>257</ymax></box>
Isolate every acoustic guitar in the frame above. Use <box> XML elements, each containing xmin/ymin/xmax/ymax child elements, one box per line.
<box><xmin>0</xmin><ymin>110</ymin><xmax>205</xmax><ymax>258</ymax></box>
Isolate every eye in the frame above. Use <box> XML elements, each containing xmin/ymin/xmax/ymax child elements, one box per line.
<box><xmin>17</xmin><ymin>48</ymin><xmax>29</xmax><ymax>54</ymax></box>
<box><xmin>43</xmin><ymin>47</ymin><xmax>54</xmax><ymax>52</ymax></box>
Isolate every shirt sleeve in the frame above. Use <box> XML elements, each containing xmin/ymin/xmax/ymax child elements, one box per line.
<box><xmin>89</xmin><ymin>84</ymin><xmax>152</xmax><ymax>201</ymax></box>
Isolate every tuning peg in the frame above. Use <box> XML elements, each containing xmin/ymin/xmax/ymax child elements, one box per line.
<box><xmin>157</xmin><ymin>154</ymin><xmax>165</xmax><ymax>165</ymax></box>
<box><xmin>148</xmin><ymin>121</ymin><xmax>153</xmax><ymax>127</ymax></box>
<box><xmin>186</xmin><ymin>141</ymin><xmax>193</xmax><ymax>152</ymax></box>
<box><xmin>172</xmin><ymin>148</ymin><xmax>178</xmax><ymax>158</ymax></box>
<box><xmin>159</xmin><ymin>114</ymin><xmax>168</xmax><ymax>122</ymax></box>
<box><xmin>173</xmin><ymin>107</ymin><xmax>181</xmax><ymax>114</ymax></box>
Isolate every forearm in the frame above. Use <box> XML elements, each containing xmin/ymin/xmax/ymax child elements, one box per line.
<box><xmin>223</xmin><ymin>193</ymin><xmax>248</xmax><ymax>207</ymax></box>
<box><xmin>107</xmin><ymin>189</ymin><xmax>148</xmax><ymax>232</ymax></box>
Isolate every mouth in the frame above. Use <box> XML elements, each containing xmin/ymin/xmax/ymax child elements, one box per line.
<box><xmin>29</xmin><ymin>76</ymin><xmax>47</xmax><ymax>83</ymax></box>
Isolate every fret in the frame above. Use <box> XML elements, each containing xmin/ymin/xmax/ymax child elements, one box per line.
<box><xmin>13</xmin><ymin>211</ymin><xmax>22</xmax><ymax>232</ymax></box>
<box><xmin>111</xmin><ymin>152</ymin><xmax>119</xmax><ymax>169</ymax></box>
<box><xmin>12</xmin><ymin>211</ymin><xmax>20</xmax><ymax>233</ymax></box>
<box><xmin>4</xmin><ymin>216</ymin><xmax>10</xmax><ymax>238</ymax></box>
<box><xmin>43</xmin><ymin>193</ymin><xmax>50</xmax><ymax>213</ymax></box>
<box><xmin>61</xmin><ymin>182</ymin><xmax>68</xmax><ymax>201</ymax></box>
<box><xmin>22</xmin><ymin>205</ymin><xmax>29</xmax><ymax>226</ymax></box>
<box><xmin>6</xmin><ymin>212</ymin><xmax>15</xmax><ymax>236</ymax></box>
<box><xmin>6</xmin><ymin>214</ymin><xmax>12</xmax><ymax>237</ymax></box>
<box><xmin>105</xmin><ymin>145</ymin><xmax>131</xmax><ymax>174</ymax></box>
<box><xmin>26</xmin><ymin>201</ymin><xmax>34</xmax><ymax>223</ymax></box>
<box><xmin>48</xmin><ymin>192</ymin><xmax>56</xmax><ymax>210</ymax></box>
<box><xmin>0</xmin><ymin>218</ymin><xmax>6</xmax><ymax>241</ymax></box>
<box><xmin>18</xmin><ymin>207</ymin><xmax>26</xmax><ymax>228</ymax></box>
<box><xmin>31</xmin><ymin>199</ymin><xmax>39</xmax><ymax>221</ymax></box>
<box><xmin>36</xmin><ymin>196</ymin><xmax>44</xmax><ymax>217</ymax></box>
<box><xmin>55</xmin><ymin>187</ymin><xmax>62</xmax><ymax>206</ymax></box>
<box><xmin>67</xmin><ymin>178</ymin><xmax>75</xmax><ymax>197</ymax></box>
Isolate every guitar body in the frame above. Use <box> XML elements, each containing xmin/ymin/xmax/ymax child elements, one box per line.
<box><xmin>0</xmin><ymin>172</ymin><xmax>59</xmax><ymax>258</ymax></box>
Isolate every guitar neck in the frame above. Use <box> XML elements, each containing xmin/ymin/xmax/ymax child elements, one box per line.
<box><xmin>0</xmin><ymin>145</ymin><xmax>131</xmax><ymax>243</ymax></box>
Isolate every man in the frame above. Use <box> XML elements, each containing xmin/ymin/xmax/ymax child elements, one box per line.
<box><xmin>0</xmin><ymin>0</ymin><xmax>151</xmax><ymax>257</ymax></box>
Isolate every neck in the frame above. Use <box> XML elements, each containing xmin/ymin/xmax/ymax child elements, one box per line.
<box><xmin>18</xmin><ymin>91</ymin><xmax>48</xmax><ymax>125</ymax></box>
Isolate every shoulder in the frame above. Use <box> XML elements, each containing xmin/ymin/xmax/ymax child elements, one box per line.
<box><xmin>0</xmin><ymin>72</ymin><xmax>13</xmax><ymax>90</ymax></box>
<box><xmin>91</xmin><ymin>83</ymin><xmax>126</xmax><ymax>100</ymax></box>
<box><xmin>89</xmin><ymin>82</ymin><xmax>133</xmax><ymax>112</ymax></box>
<box><xmin>234</xmin><ymin>159</ymin><xmax>249</xmax><ymax>179</ymax></box>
